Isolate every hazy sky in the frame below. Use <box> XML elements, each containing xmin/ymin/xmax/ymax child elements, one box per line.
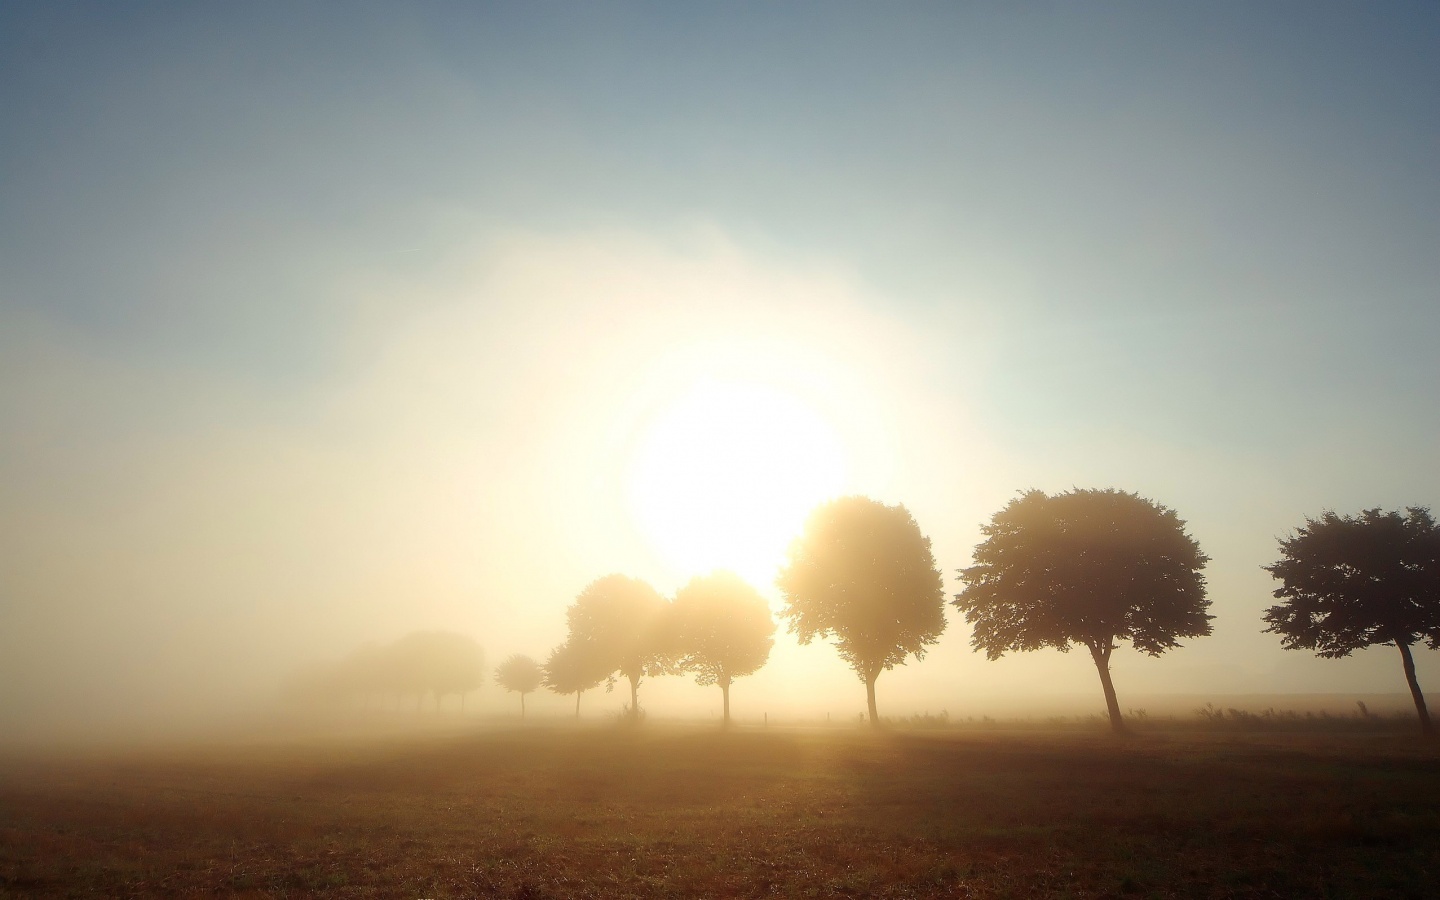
<box><xmin>3</xmin><ymin>3</ymin><xmax>1438</xmax><ymax>737</ymax></box>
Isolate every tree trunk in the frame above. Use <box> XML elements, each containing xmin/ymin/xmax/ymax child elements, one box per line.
<box><xmin>520</xmin><ymin>692</ymin><xmax>527</xmax><ymax>720</ymax></box>
<box><xmin>629</xmin><ymin>673</ymin><xmax>641</xmax><ymax>719</ymax></box>
<box><xmin>1088</xmin><ymin>644</ymin><xmax>1126</xmax><ymax>734</ymax></box>
<box><xmin>721</xmin><ymin>677</ymin><xmax>731</xmax><ymax>726</ymax></box>
<box><xmin>865</xmin><ymin>673</ymin><xmax>879</xmax><ymax>728</ymax></box>
<box><xmin>1397</xmin><ymin>639</ymin><xmax>1433</xmax><ymax>736</ymax></box>
<box><xmin>575</xmin><ymin>690</ymin><xmax>582</xmax><ymax>718</ymax></box>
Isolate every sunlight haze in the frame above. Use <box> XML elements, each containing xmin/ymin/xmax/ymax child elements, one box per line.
<box><xmin>2</xmin><ymin>2</ymin><xmax>1438</xmax><ymax>741</ymax></box>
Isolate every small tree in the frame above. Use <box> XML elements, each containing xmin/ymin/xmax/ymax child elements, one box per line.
<box><xmin>777</xmin><ymin>496</ymin><xmax>946</xmax><ymax>727</ymax></box>
<box><xmin>1264</xmin><ymin>507</ymin><xmax>1440</xmax><ymax>736</ymax></box>
<box><xmin>542</xmin><ymin>638</ymin><xmax>609</xmax><ymax>717</ymax></box>
<box><xmin>564</xmin><ymin>574</ymin><xmax>676</xmax><ymax>718</ymax></box>
<box><xmin>954</xmin><ymin>489</ymin><xmax>1211</xmax><ymax>734</ymax></box>
<box><xmin>494</xmin><ymin>654</ymin><xmax>543</xmax><ymax>719</ymax></box>
<box><xmin>673</xmin><ymin>570</ymin><xmax>776</xmax><ymax>725</ymax></box>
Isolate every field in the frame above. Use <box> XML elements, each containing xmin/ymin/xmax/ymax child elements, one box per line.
<box><xmin>2</xmin><ymin>723</ymin><xmax>1438</xmax><ymax>898</ymax></box>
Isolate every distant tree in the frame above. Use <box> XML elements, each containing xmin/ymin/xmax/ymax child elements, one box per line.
<box><xmin>1263</xmin><ymin>507</ymin><xmax>1440</xmax><ymax>736</ymax></box>
<box><xmin>425</xmin><ymin>632</ymin><xmax>485</xmax><ymax>712</ymax></box>
<box><xmin>564</xmin><ymin>574</ymin><xmax>677</xmax><ymax>718</ymax></box>
<box><xmin>282</xmin><ymin>631</ymin><xmax>484</xmax><ymax>714</ymax></box>
<box><xmin>387</xmin><ymin>631</ymin><xmax>485</xmax><ymax>711</ymax></box>
<box><xmin>673</xmin><ymin>570</ymin><xmax>776</xmax><ymax>725</ymax></box>
<box><xmin>494</xmin><ymin>654</ymin><xmax>543</xmax><ymax>718</ymax></box>
<box><xmin>777</xmin><ymin>496</ymin><xmax>946</xmax><ymax>727</ymax></box>
<box><xmin>542</xmin><ymin>638</ymin><xmax>609</xmax><ymax>717</ymax></box>
<box><xmin>954</xmin><ymin>489</ymin><xmax>1211</xmax><ymax>734</ymax></box>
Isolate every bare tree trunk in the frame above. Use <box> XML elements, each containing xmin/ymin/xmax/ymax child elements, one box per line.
<box><xmin>575</xmin><ymin>691</ymin><xmax>582</xmax><ymax>718</ymax></box>
<box><xmin>1088</xmin><ymin>644</ymin><xmax>1126</xmax><ymax>734</ymax></box>
<box><xmin>629</xmin><ymin>673</ymin><xmax>641</xmax><ymax>719</ymax></box>
<box><xmin>721</xmin><ymin>678</ymin><xmax>731</xmax><ymax>726</ymax></box>
<box><xmin>1397</xmin><ymin>640</ymin><xmax>1433</xmax><ymax>736</ymax></box>
<box><xmin>520</xmin><ymin>692</ymin><xmax>527</xmax><ymax>720</ymax></box>
<box><xmin>865</xmin><ymin>673</ymin><xmax>879</xmax><ymax>728</ymax></box>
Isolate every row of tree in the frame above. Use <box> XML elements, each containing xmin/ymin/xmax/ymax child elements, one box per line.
<box><xmin>287</xmin><ymin>630</ymin><xmax>486</xmax><ymax>709</ymax></box>
<box><xmin>512</xmin><ymin>491</ymin><xmax>1438</xmax><ymax>736</ymax></box>
<box><xmin>294</xmin><ymin>491</ymin><xmax>1440</xmax><ymax>738</ymax></box>
<box><xmin>519</xmin><ymin>570</ymin><xmax>776</xmax><ymax>723</ymax></box>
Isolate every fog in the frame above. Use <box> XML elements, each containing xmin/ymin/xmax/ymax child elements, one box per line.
<box><xmin>2</xmin><ymin>4</ymin><xmax>1438</xmax><ymax>744</ymax></box>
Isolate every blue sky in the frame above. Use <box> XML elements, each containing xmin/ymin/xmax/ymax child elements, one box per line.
<box><xmin>2</xmin><ymin>3</ymin><xmax>1438</xmax><ymax>734</ymax></box>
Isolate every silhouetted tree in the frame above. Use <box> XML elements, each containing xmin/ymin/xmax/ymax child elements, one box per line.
<box><xmin>673</xmin><ymin>570</ymin><xmax>776</xmax><ymax>725</ymax></box>
<box><xmin>494</xmin><ymin>654</ymin><xmax>543</xmax><ymax>718</ymax></box>
<box><xmin>388</xmin><ymin>630</ymin><xmax>485</xmax><ymax>711</ymax></box>
<box><xmin>564</xmin><ymin>574</ymin><xmax>676</xmax><ymax>718</ymax></box>
<box><xmin>955</xmin><ymin>489</ymin><xmax>1211</xmax><ymax>734</ymax></box>
<box><xmin>1264</xmin><ymin>507</ymin><xmax>1440</xmax><ymax>736</ymax></box>
<box><xmin>542</xmin><ymin>638</ymin><xmax>609</xmax><ymax>717</ymax></box>
<box><xmin>422</xmin><ymin>631</ymin><xmax>486</xmax><ymax>711</ymax></box>
<box><xmin>777</xmin><ymin>496</ymin><xmax>946</xmax><ymax>727</ymax></box>
<box><xmin>286</xmin><ymin>632</ymin><xmax>485</xmax><ymax>713</ymax></box>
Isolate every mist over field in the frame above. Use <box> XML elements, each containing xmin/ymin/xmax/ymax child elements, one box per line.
<box><xmin>3</xmin><ymin>2</ymin><xmax>1439</xmax><ymax>746</ymax></box>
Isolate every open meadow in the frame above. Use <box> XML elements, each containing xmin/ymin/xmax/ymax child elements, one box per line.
<box><xmin>2</xmin><ymin>722</ymin><xmax>1438</xmax><ymax>899</ymax></box>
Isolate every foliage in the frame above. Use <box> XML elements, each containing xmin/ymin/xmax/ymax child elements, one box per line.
<box><xmin>777</xmin><ymin>496</ymin><xmax>946</xmax><ymax>685</ymax></box>
<box><xmin>563</xmin><ymin>574</ymin><xmax>678</xmax><ymax>687</ymax></box>
<box><xmin>954</xmin><ymin>489</ymin><xmax>1211</xmax><ymax>658</ymax></box>
<box><xmin>541</xmin><ymin>638</ymin><xmax>609</xmax><ymax>697</ymax></box>
<box><xmin>955</xmin><ymin>488</ymin><xmax>1210</xmax><ymax>733</ymax></box>
<box><xmin>285</xmin><ymin>630</ymin><xmax>484</xmax><ymax>707</ymax></box>
<box><xmin>494</xmin><ymin>654</ymin><xmax>543</xmax><ymax>696</ymax></box>
<box><xmin>672</xmin><ymin>570</ymin><xmax>775</xmax><ymax>688</ymax></box>
<box><xmin>1262</xmin><ymin>507</ymin><xmax>1440</xmax><ymax>657</ymax></box>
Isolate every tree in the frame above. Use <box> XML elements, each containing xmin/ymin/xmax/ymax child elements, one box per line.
<box><xmin>542</xmin><ymin>638</ymin><xmax>609</xmax><ymax>717</ymax></box>
<box><xmin>954</xmin><ymin>489</ymin><xmax>1211</xmax><ymax>734</ymax></box>
<box><xmin>420</xmin><ymin>632</ymin><xmax>486</xmax><ymax>712</ymax></box>
<box><xmin>673</xmin><ymin>570</ymin><xmax>776</xmax><ymax>725</ymax></box>
<box><xmin>1263</xmin><ymin>507</ymin><xmax>1440</xmax><ymax>736</ymax></box>
<box><xmin>564</xmin><ymin>574</ymin><xmax>676</xmax><ymax>718</ymax></box>
<box><xmin>386</xmin><ymin>631</ymin><xmax>486</xmax><ymax>711</ymax></box>
<box><xmin>494</xmin><ymin>654</ymin><xmax>543</xmax><ymax>718</ymax></box>
<box><xmin>777</xmin><ymin>496</ymin><xmax>946</xmax><ymax>727</ymax></box>
<box><xmin>281</xmin><ymin>631</ymin><xmax>485</xmax><ymax>714</ymax></box>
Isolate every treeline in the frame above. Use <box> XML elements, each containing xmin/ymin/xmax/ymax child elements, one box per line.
<box><xmin>286</xmin><ymin>631</ymin><xmax>485</xmax><ymax>710</ymax></box>
<box><xmin>298</xmin><ymin>491</ymin><xmax>1440</xmax><ymax>737</ymax></box>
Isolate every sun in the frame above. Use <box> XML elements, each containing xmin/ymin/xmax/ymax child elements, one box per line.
<box><xmin>624</xmin><ymin>378</ymin><xmax>847</xmax><ymax>589</ymax></box>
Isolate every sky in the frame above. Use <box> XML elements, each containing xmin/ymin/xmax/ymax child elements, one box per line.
<box><xmin>2</xmin><ymin>2</ymin><xmax>1438</xmax><ymax>738</ymax></box>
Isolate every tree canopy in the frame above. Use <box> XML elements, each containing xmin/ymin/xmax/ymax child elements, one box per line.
<box><xmin>777</xmin><ymin>496</ymin><xmax>945</xmax><ymax>726</ymax></box>
<box><xmin>563</xmin><ymin>574</ymin><xmax>676</xmax><ymax>717</ymax></box>
<box><xmin>672</xmin><ymin>570</ymin><xmax>775</xmax><ymax>723</ymax></box>
<box><xmin>285</xmin><ymin>631</ymin><xmax>484</xmax><ymax>711</ymax></box>
<box><xmin>1263</xmin><ymin>507</ymin><xmax>1440</xmax><ymax>735</ymax></box>
<box><xmin>542</xmin><ymin>638</ymin><xmax>610</xmax><ymax>717</ymax></box>
<box><xmin>494</xmin><ymin>654</ymin><xmax>543</xmax><ymax>718</ymax></box>
<box><xmin>954</xmin><ymin>488</ymin><xmax>1210</xmax><ymax>733</ymax></box>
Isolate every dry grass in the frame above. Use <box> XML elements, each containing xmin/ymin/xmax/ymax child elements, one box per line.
<box><xmin>2</xmin><ymin>724</ymin><xmax>1438</xmax><ymax>898</ymax></box>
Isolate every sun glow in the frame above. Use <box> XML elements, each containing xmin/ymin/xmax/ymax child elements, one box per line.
<box><xmin>625</xmin><ymin>378</ymin><xmax>848</xmax><ymax>589</ymax></box>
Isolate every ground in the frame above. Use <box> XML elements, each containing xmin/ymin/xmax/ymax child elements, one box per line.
<box><xmin>2</xmin><ymin>723</ymin><xmax>1438</xmax><ymax>898</ymax></box>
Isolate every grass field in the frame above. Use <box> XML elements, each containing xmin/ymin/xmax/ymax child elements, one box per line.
<box><xmin>2</xmin><ymin>723</ymin><xmax>1438</xmax><ymax>898</ymax></box>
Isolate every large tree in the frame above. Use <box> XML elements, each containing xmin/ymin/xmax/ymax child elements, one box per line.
<box><xmin>954</xmin><ymin>489</ymin><xmax>1211</xmax><ymax>734</ymax></box>
<box><xmin>542</xmin><ymin>638</ymin><xmax>609</xmax><ymax>717</ymax></box>
<box><xmin>673</xmin><ymin>570</ymin><xmax>776</xmax><ymax>725</ymax></box>
<box><xmin>777</xmin><ymin>496</ymin><xmax>946</xmax><ymax>726</ymax></box>
<box><xmin>564</xmin><ymin>574</ymin><xmax>676</xmax><ymax>718</ymax></box>
<box><xmin>1263</xmin><ymin>507</ymin><xmax>1440</xmax><ymax>736</ymax></box>
<box><xmin>494</xmin><ymin>654</ymin><xmax>543</xmax><ymax>718</ymax></box>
